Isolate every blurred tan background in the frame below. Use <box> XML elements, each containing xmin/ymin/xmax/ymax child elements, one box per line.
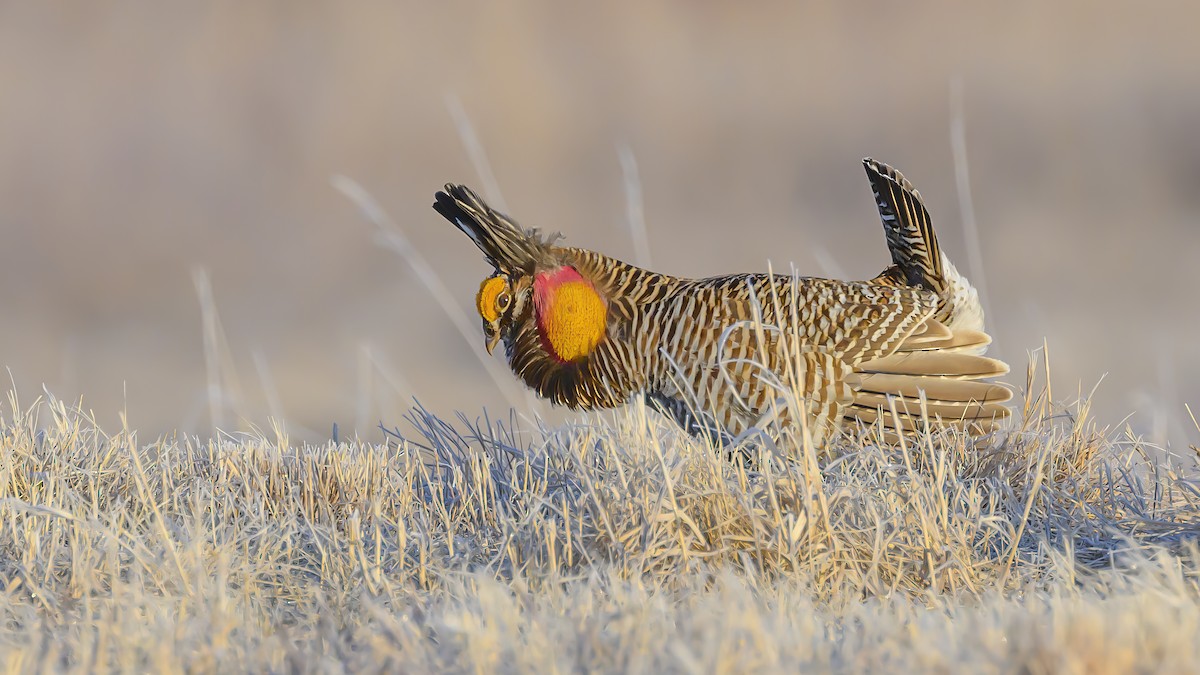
<box><xmin>0</xmin><ymin>1</ymin><xmax>1197</xmax><ymax>445</ymax></box>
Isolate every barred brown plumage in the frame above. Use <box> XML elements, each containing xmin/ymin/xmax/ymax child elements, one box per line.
<box><xmin>432</xmin><ymin>159</ymin><xmax>1011</xmax><ymax>446</ymax></box>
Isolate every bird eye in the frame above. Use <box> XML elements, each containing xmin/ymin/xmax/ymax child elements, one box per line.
<box><xmin>496</xmin><ymin>292</ymin><xmax>511</xmax><ymax>311</ymax></box>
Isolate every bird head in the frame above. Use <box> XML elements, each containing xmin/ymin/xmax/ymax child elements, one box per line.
<box><xmin>475</xmin><ymin>274</ymin><xmax>520</xmax><ymax>355</ymax></box>
<box><xmin>435</xmin><ymin>184</ymin><xmax>607</xmax><ymax>362</ymax></box>
<box><xmin>474</xmin><ymin>266</ymin><xmax>607</xmax><ymax>363</ymax></box>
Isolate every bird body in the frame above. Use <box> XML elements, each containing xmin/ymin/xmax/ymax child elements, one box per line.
<box><xmin>434</xmin><ymin>159</ymin><xmax>1010</xmax><ymax>445</ymax></box>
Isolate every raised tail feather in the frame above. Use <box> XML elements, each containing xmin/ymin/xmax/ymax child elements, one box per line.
<box><xmin>433</xmin><ymin>184</ymin><xmax>555</xmax><ymax>274</ymax></box>
<box><xmin>863</xmin><ymin>159</ymin><xmax>945</xmax><ymax>294</ymax></box>
<box><xmin>851</xmin><ymin>158</ymin><xmax>1010</xmax><ymax>437</ymax></box>
<box><xmin>863</xmin><ymin>159</ymin><xmax>985</xmax><ymax>334</ymax></box>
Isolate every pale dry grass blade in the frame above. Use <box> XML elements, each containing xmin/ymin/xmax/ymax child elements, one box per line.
<box><xmin>810</xmin><ymin>245</ymin><xmax>848</xmax><ymax>281</ymax></box>
<box><xmin>193</xmin><ymin>266</ymin><xmax>225</xmax><ymax>431</ymax></box>
<box><xmin>950</xmin><ymin>78</ymin><xmax>992</xmax><ymax>321</ymax></box>
<box><xmin>1186</xmin><ymin>403</ymin><xmax>1200</xmax><ymax>460</ymax></box>
<box><xmin>356</xmin><ymin>340</ymin><xmax>416</xmax><ymax>424</ymax></box>
<box><xmin>445</xmin><ymin>92</ymin><xmax>507</xmax><ymax>212</ymax></box>
<box><xmin>191</xmin><ymin>267</ymin><xmax>245</xmax><ymax>433</ymax></box>
<box><xmin>251</xmin><ymin>349</ymin><xmax>286</xmax><ymax>433</ymax></box>
<box><xmin>331</xmin><ymin>175</ymin><xmax>533</xmax><ymax>415</ymax></box>
<box><xmin>356</xmin><ymin>342</ymin><xmax>374</xmax><ymax>435</ymax></box>
<box><xmin>618</xmin><ymin>143</ymin><xmax>653</xmax><ymax>269</ymax></box>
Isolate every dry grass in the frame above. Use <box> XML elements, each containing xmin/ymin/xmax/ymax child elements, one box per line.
<box><xmin>1</xmin><ymin>355</ymin><xmax>1198</xmax><ymax>673</ymax></box>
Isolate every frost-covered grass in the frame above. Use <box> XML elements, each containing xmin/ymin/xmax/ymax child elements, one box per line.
<box><xmin>1</xmin><ymin>362</ymin><xmax>1198</xmax><ymax>673</ymax></box>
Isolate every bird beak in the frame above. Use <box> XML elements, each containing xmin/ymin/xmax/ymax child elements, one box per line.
<box><xmin>484</xmin><ymin>321</ymin><xmax>501</xmax><ymax>355</ymax></box>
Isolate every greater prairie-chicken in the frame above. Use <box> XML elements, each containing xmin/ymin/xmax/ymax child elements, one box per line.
<box><xmin>433</xmin><ymin>159</ymin><xmax>1011</xmax><ymax>445</ymax></box>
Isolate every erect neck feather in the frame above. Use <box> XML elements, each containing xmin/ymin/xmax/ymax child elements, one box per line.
<box><xmin>533</xmin><ymin>266</ymin><xmax>607</xmax><ymax>363</ymax></box>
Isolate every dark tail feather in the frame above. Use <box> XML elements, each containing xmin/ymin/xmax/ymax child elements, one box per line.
<box><xmin>862</xmin><ymin>159</ymin><xmax>947</xmax><ymax>296</ymax></box>
<box><xmin>433</xmin><ymin>184</ymin><xmax>551</xmax><ymax>273</ymax></box>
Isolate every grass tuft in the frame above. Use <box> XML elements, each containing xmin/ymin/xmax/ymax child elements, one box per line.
<box><xmin>1</xmin><ymin>358</ymin><xmax>1198</xmax><ymax>671</ymax></box>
